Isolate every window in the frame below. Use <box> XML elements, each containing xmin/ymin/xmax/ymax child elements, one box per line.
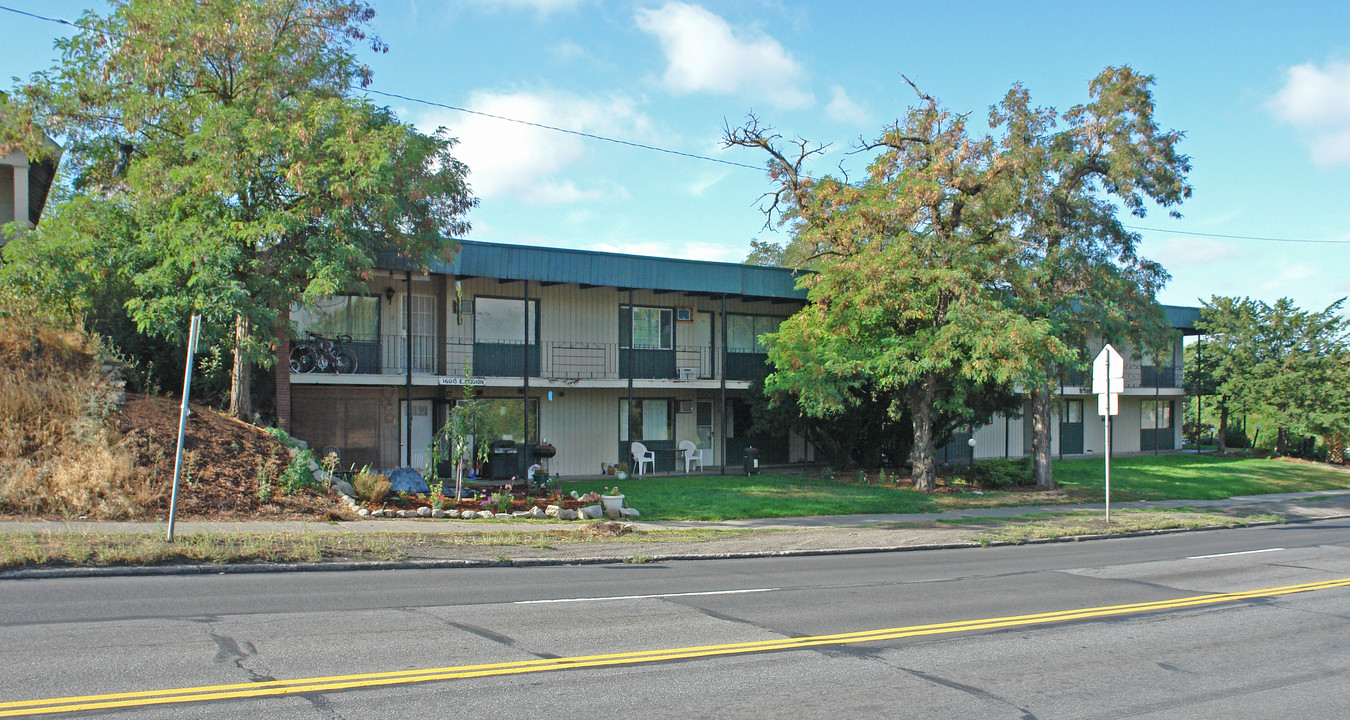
<box><xmin>619</xmin><ymin>399</ymin><xmax>672</xmax><ymax>441</ymax></box>
<box><xmin>475</xmin><ymin>297</ymin><xmax>537</xmax><ymax>344</ymax></box>
<box><xmin>620</xmin><ymin>306</ymin><xmax>673</xmax><ymax>350</ymax></box>
<box><xmin>1141</xmin><ymin>400</ymin><xmax>1173</xmax><ymax>428</ymax></box>
<box><xmin>291</xmin><ymin>295</ymin><xmax>379</xmax><ymax>341</ymax></box>
<box><xmin>474</xmin><ymin>398</ymin><xmax>540</xmax><ymax>443</ymax></box>
<box><xmin>727</xmin><ymin>314</ymin><xmax>783</xmax><ymax>353</ymax></box>
<box><xmin>1061</xmin><ymin>399</ymin><xmax>1083</xmax><ymax>424</ymax></box>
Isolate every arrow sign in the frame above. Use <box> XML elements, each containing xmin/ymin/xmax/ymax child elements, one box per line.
<box><xmin>1092</xmin><ymin>344</ymin><xmax>1124</xmax><ymax>396</ymax></box>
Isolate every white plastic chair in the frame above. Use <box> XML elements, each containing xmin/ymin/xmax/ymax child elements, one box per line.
<box><xmin>630</xmin><ymin>442</ymin><xmax>656</xmax><ymax>475</ymax></box>
<box><xmin>678</xmin><ymin>440</ymin><xmax>706</xmax><ymax>473</ymax></box>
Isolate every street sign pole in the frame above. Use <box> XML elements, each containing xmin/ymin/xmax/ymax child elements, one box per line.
<box><xmin>166</xmin><ymin>314</ymin><xmax>201</xmax><ymax>543</ymax></box>
<box><xmin>1093</xmin><ymin>344</ymin><xmax>1123</xmax><ymax>525</ymax></box>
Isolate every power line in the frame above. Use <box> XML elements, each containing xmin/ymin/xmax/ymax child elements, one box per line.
<box><xmin>1124</xmin><ymin>225</ymin><xmax>1350</xmax><ymax>245</ymax></box>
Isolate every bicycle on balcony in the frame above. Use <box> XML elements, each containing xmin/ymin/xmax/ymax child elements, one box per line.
<box><xmin>289</xmin><ymin>332</ymin><xmax>358</xmax><ymax>374</ymax></box>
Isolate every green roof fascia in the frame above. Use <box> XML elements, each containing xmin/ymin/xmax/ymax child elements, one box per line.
<box><xmin>376</xmin><ymin>239</ymin><xmax>808</xmax><ymax>301</ymax></box>
<box><xmin>1162</xmin><ymin>304</ymin><xmax>1201</xmax><ymax>334</ymax></box>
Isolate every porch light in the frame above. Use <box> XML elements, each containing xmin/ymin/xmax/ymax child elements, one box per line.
<box><xmin>384</xmin><ymin>286</ymin><xmax>395</xmax><ymax>304</ymax></box>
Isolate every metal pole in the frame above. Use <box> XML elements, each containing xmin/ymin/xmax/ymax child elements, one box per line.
<box><xmin>405</xmin><ymin>270</ymin><xmax>413</xmax><ymax>467</ymax></box>
<box><xmin>627</xmin><ymin>288</ymin><xmax>635</xmax><ymax>469</ymax></box>
<box><xmin>166</xmin><ymin>314</ymin><xmax>201</xmax><ymax>542</ymax></box>
<box><xmin>1105</xmin><ymin>351</ymin><xmax>1111</xmax><ymax>524</ymax></box>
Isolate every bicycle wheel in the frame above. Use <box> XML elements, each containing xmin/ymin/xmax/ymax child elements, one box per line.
<box><xmin>289</xmin><ymin>345</ymin><xmax>315</xmax><ymax>373</ymax></box>
<box><xmin>335</xmin><ymin>347</ymin><xmax>358</xmax><ymax>374</ymax></box>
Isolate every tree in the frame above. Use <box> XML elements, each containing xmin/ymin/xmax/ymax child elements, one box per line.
<box><xmin>1</xmin><ymin>0</ymin><xmax>476</xmax><ymax>420</ymax></box>
<box><xmin>725</xmin><ymin>82</ymin><xmax>1067</xmax><ymax>491</ymax></box>
<box><xmin>990</xmin><ymin>67</ymin><xmax>1191</xmax><ymax>488</ymax></box>
<box><xmin>1198</xmin><ymin>296</ymin><xmax>1350</xmax><ymax>457</ymax></box>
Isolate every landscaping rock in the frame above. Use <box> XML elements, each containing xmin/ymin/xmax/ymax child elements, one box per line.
<box><xmin>332</xmin><ymin>480</ymin><xmax>357</xmax><ymax>497</ymax></box>
<box><xmin>512</xmin><ymin>511</ymin><xmax>531</xmax><ymax>518</ymax></box>
<box><xmin>604</xmin><ymin>508</ymin><xmax>621</xmax><ymax>518</ymax></box>
<box><xmin>479</xmin><ymin>511</ymin><xmax>495</xmax><ymax>520</ymax></box>
<box><xmin>357</xmin><ymin>508</ymin><xmax>370</xmax><ymax>517</ymax></box>
<box><xmin>370</xmin><ymin>509</ymin><xmax>384</xmax><ymax>518</ymax></box>
<box><xmin>460</xmin><ymin>510</ymin><xmax>478</xmax><ymax>519</ymax></box>
<box><xmin>431</xmin><ymin>509</ymin><xmax>446</xmax><ymax>519</ymax></box>
<box><xmin>447</xmin><ymin>509</ymin><xmax>460</xmax><ymax>519</ymax></box>
<box><xmin>545</xmin><ymin>504</ymin><xmax>561</xmax><ymax>518</ymax></box>
<box><xmin>528</xmin><ymin>506</ymin><xmax>548</xmax><ymax>519</ymax></box>
<box><xmin>388</xmin><ymin>467</ymin><xmax>431</xmax><ymax>494</ymax></box>
<box><xmin>417</xmin><ymin>506</ymin><xmax>432</xmax><ymax>517</ymax></box>
<box><xmin>557</xmin><ymin>508</ymin><xmax>578</xmax><ymax>521</ymax></box>
<box><xmin>620</xmin><ymin>507</ymin><xmax>640</xmax><ymax>517</ymax></box>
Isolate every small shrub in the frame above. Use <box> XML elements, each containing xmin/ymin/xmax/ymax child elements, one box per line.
<box><xmin>963</xmin><ymin>457</ymin><xmax>1034</xmax><ymax>489</ymax></box>
<box><xmin>278</xmin><ymin>449</ymin><xmax>321</xmax><ymax>495</ymax></box>
<box><xmin>821</xmin><ymin>466</ymin><xmax>836</xmax><ymax>481</ymax></box>
<box><xmin>429</xmin><ymin>480</ymin><xmax>445</xmax><ymax>510</ymax></box>
<box><xmin>353</xmin><ymin>470</ymin><xmax>390</xmax><ymax>504</ymax></box>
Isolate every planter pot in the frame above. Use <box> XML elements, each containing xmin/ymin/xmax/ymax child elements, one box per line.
<box><xmin>600</xmin><ymin>494</ymin><xmax>625</xmax><ymax>512</ymax></box>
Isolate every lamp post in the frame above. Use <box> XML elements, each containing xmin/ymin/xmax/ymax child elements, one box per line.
<box><xmin>1252</xmin><ymin>425</ymin><xmax>1261</xmax><ymax>453</ymax></box>
<box><xmin>967</xmin><ymin>435</ymin><xmax>976</xmax><ymax>469</ymax></box>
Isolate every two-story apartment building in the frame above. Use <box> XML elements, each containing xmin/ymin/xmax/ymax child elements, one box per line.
<box><xmin>277</xmin><ymin>240</ymin><xmax>1198</xmax><ymax>478</ymax></box>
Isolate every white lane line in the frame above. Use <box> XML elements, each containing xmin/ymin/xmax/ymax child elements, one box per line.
<box><xmin>514</xmin><ymin>588</ymin><xmax>778</xmax><ymax>605</ymax></box>
<box><xmin>1187</xmin><ymin>548</ymin><xmax>1285</xmax><ymax>560</ymax></box>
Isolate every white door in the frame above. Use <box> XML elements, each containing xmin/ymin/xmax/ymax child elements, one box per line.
<box><xmin>399</xmin><ymin>400</ymin><xmax>434</xmax><ymax>470</ymax></box>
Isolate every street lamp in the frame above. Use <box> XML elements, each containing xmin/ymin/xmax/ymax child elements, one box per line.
<box><xmin>967</xmin><ymin>436</ymin><xmax>976</xmax><ymax>468</ymax></box>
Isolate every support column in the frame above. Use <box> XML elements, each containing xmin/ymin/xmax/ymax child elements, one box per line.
<box><xmin>13</xmin><ymin>163</ymin><xmax>29</xmax><ymax>228</ymax></box>
<box><xmin>274</xmin><ymin>306</ymin><xmax>291</xmax><ymax>431</ymax></box>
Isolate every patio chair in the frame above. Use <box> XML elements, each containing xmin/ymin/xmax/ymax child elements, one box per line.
<box><xmin>630</xmin><ymin>442</ymin><xmax>656</xmax><ymax>475</ymax></box>
<box><xmin>678</xmin><ymin>440</ymin><xmax>706</xmax><ymax>473</ymax></box>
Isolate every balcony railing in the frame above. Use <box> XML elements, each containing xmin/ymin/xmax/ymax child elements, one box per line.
<box><xmin>293</xmin><ymin>335</ymin><xmax>722</xmax><ymax>381</ymax></box>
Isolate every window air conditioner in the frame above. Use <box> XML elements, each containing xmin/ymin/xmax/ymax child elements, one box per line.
<box><xmin>678</xmin><ymin>367</ymin><xmax>698</xmax><ymax>380</ymax></box>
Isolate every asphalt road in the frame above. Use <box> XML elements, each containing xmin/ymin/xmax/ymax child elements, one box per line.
<box><xmin>1</xmin><ymin>519</ymin><xmax>1348</xmax><ymax>719</ymax></box>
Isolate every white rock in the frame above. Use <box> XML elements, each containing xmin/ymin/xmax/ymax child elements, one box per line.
<box><xmin>431</xmin><ymin>509</ymin><xmax>447</xmax><ymax>519</ymax></box>
<box><xmin>478</xmin><ymin>511</ymin><xmax>495</xmax><ymax>520</ymax></box>
<box><xmin>370</xmin><ymin>509</ymin><xmax>384</xmax><ymax>518</ymax></box>
<box><xmin>580</xmin><ymin>505</ymin><xmax>603</xmax><ymax>520</ymax></box>
<box><xmin>417</xmin><ymin>506</ymin><xmax>432</xmax><ymax>517</ymax></box>
<box><xmin>557</xmin><ymin>508</ymin><xmax>578</xmax><ymax>521</ymax></box>
<box><xmin>313</xmin><ymin>470</ymin><xmax>331</xmax><ymax>484</ymax></box>
<box><xmin>447</xmin><ymin>509</ymin><xmax>461</xmax><ymax>519</ymax></box>
<box><xmin>620</xmin><ymin>507</ymin><xmax>640</xmax><ymax>517</ymax></box>
<box><xmin>512</xmin><ymin>510</ymin><xmax>531</xmax><ymax>518</ymax></box>
<box><xmin>545</xmin><ymin>504</ymin><xmax>561</xmax><ymax>518</ymax></box>
<box><xmin>395</xmin><ymin>510</ymin><xmax>410</xmax><ymax>518</ymax></box>
<box><xmin>460</xmin><ymin>510</ymin><xmax>478</xmax><ymax>519</ymax></box>
<box><xmin>498</xmin><ymin>514</ymin><xmax>513</xmax><ymax>521</ymax></box>
<box><xmin>357</xmin><ymin>508</ymin><xmax>370</xmax><ymax>517</ymax></box>
<box><xmin>528</xmin><ymin>506</ymin><xmax>548</xmax><ymax>519</ymax></box>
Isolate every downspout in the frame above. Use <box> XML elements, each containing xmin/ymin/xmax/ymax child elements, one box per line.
<box><xmin>1058</xmin><ymin>376</ymin><xmax>1065</xmax><ymax>461</ymax></box>
<box><xmin>405</xmin><ymin>270</ymin><xmax>413</xmax><ymax>467</ymax></box>
<box><xmin>627</xmin><ymin>288</ymin><xmax>635</xmax><ymax>466</ymax></box>
<box><xmin>720</xmin><ymin>293</ymin><xmax>727</xmax><ymax>476</ymax></box>
<box><xmin>523</xmin><ymin>279</ymin><xmax>530</xmax><ymax>475</ymax></box>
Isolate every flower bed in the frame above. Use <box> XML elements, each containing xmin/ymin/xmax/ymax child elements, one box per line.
<box><xmin>337</xmin><ymin>487</ymin><xmax>637</xmax><ymax>521</ymax></box>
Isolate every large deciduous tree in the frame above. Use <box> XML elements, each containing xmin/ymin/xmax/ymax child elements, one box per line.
<box><xmin>1</xmin><ymin>0</ymin><xmax>476</xmax><ymax>419</ymax></box>
<box><xmin>725</xmin><ymin>83</ymin><xmax>1066</xmax><ymax>491</ymax></box>
<box><xmin>991</xmin><ymin>67</ymin><xmax>1190</xmax><ymax>488</ymax></box>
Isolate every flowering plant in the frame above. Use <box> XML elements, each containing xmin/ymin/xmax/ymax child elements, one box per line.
<box><xmin>577</xmin><ymin>491</ymin><xmax>601</xmax><ymax>503</ymax></box>
<box><xmin>603</xmin><ymin>486</ymin><xmax>622</xmax><ymax>496</ymax></box>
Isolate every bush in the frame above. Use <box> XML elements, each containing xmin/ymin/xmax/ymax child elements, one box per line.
<box><xmin>962</xmin><ymin>457</ymin><xmax>1034</xmax><ymax>489</ymax></box>
<box><xmin>1222</xmin><ymin>427</ymin><xmax>1250</xmax><ymax>449</ymax></box>
<box><xmin>278</xmin><ymin>448</ymin><xmax>321</xmax><ymax>495</ymax></box>
<box><xmin>353</xmin><ymin>470</ymin><xmax>390</xmax><ymax>504</ymax></box>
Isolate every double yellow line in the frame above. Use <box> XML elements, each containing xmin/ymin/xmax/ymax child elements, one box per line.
<box><xmin>4</xmin><ymin>576</ymin><xmax>1348</xmax><ymax>717</ymax></box>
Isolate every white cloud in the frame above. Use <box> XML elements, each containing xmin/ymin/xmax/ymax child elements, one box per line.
<box><xmin>1270</xmin><ymin>60</ymin><xmax>1350</xmax><ymax>166</ymax></box>
<box><xmin>414</xmin><ymin>90</ymin><xmax>652</xmax><ymax>204</ymax></box>
<box><xmin>825</xmin><ymin>85</ymin><xmax>869</xmax><ymax>125</ymax></box>
<box><xmin>686</xmin><ymin>169</ymin><xmax>730</xmax><ymax>197</ymax></box>
<box><xmin>1261</xmin><ymin>262</ymin><xmax>1317</xmax><ymax>292</ymax></box>
<box><xmin>635</xmin><ymin>3</ymin><xmax>812</xmax><ymax>109</ymax></box>
<box><xmin>1150</xmin><ymin>236</ymin><xmax>1242</xmax><ymax>267</ymax></box>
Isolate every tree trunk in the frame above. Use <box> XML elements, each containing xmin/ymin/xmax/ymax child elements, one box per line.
<box><xmin>228</xmin><ymin>313</ymin><xmax>253</xmax><ymax>421</ymax></box>
<box><xmin>909</xmin><ymin>372</ymin><xmax>938</xmax><ymax>492</ymax></box>
<box><xmin>1217</xmin><ymin>404</ymin><xmax>1228</xmax><ymax>454</ymax></box>
<box><xmin>1031</xmin><ymin>383</ymin><xmax>1056</xmax><ymax>488</ymax></box>
<box><xmin>1276</xmin><ymin>427</ymin><xmax>1289</xmax><ymax>456</ymax></box>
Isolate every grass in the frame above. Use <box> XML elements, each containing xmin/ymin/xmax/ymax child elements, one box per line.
<box><xmin>1052</xmin><ymin>454</ymin><xmax>1350</xmax><ymax>501</ymax></box>
<box><xmin>966</xmin><ymin>510</ymin><xmax>1283</xmax><ymax>546</ymax></box>
<box><xmin>564</xmin><ymin>454</ymin><xmax>1350</xmax><ymax>521</ymax></box>
<box><xmin>0</xmin><ymin>527</ymin><xmax>750</xmax><ymax>571</ymax></box>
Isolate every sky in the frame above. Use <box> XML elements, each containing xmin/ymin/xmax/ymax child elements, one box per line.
<box><xmin>3</xmin><ymin>0</ymin><xmax>1350</xmax><ymax>313</ymax></box>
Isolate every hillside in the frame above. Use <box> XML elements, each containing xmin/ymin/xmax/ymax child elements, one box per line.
<box><xmin>0</xmin><ymin>298</ymin><xmax>340</xmax><ymax>521</ymax></box>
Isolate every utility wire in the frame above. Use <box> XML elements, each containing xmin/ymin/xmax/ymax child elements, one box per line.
<box><xmin>1124</xmin><ymin>225</ymin><xmax>1350</xmax><ymax>245</ymax></box>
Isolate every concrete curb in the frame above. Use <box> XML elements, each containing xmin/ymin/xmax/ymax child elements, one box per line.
<box><xmin>4</xmin><ymin>512</ymin><xmax>1344</xmax><ymax>581</ymax></box>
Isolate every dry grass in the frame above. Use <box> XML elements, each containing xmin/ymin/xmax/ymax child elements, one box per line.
<box><xmin>0</xmin><ymin>295</ymin><xmax>151</xmax><ymax>519</ymax></box>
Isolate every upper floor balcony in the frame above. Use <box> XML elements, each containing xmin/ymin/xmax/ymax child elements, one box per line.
<box><xmin>288</xmin><ymin>334</ymin><xmax>772</xmax><ymax>383</ymax></box>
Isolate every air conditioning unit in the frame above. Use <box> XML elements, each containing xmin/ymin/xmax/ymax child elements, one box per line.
<box><xmin>678</xmin><ymin>367</ymin><xmax>698</xmax><ymax>380</ymax></box>
<box><xmin>678</xmin><ymin>399</ymin><xmax>694</xmax><ymax>414</ymax></box>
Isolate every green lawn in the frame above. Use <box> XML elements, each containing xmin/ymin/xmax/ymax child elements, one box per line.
<box><xmin>567</xmin><ymin>455</ymin><xmax>1350</xmax><ymax>521</ymax></box>
<box><xmin>1053</xmin><ymin>455</ymin><xmax>1350</xmax><ymax>501</ymax></box>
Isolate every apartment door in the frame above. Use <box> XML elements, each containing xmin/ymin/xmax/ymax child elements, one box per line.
<box><xmin>399</xmin><ymin>399</ymin><xmax>434</xmax><ymax>470</ymax></box>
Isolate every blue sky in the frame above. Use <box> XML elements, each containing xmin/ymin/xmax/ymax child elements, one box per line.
<box><xmin>4</xmin><ymin>1</ymin><xmax>1349</xmax><ymax>312</ymax></box>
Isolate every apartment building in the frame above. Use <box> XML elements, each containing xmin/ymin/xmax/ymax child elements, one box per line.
<box><xmin>278</xmin><ymin>240</ymin><xmax>1197</xmax><ymax>477</ymax></box>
